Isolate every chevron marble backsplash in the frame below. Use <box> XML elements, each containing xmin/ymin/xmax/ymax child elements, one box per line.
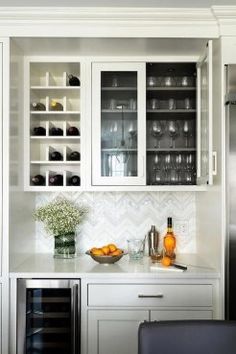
<box><xmin>35</xmin><ymin>192</ymin><xmax>196</xmax><ymax>254</ymax></box>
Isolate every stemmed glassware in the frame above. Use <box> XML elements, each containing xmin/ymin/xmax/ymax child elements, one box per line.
<box><xmin>110</xmin><ymin>121</ymin><xmax>118</xmax><ymax>148</ymax></box>
<box><xmin>175</xmin><ymin>153</ymin><xmax>183</xmax><ymax>184</ymax></box>
<box><xmin>167</xmin><ymin>120</ymin><xmax>179</xmax><ymax>148</ymax></box>
<box><xmin>128</xmin><ymin>122</ymin><xmax>137</xmax><ymax>148</ymax></box>
<box><xmin>151</xmin><ymin>121</ymin><xmax>164</xmax><ymax>148</ymax></box>
<box><xmin>183</xmin><ymin>120</ymin><xmax>191</xmax><ymax>148</ymax></box>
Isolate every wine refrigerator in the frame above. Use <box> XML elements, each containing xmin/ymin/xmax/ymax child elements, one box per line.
<box><xmin>17</xmin><ymin>279</ymin><xmax>80</xmax><ymax>354</ymax></box>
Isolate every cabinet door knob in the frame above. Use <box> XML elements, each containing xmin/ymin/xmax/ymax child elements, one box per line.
<box><xmin>138</xmin><ymin>294</ymin><xmax>164</xmax><ymax>298</ymax></box>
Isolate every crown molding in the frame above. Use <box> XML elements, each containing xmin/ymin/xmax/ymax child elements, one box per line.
<box><xmin>0</xmin><ymin>7</ymin><xmax>219</xmax><ymax>38</ymax></box>
<box><xmin>212</xmin><ymin>6</ymin><xmax>236</xmax><ymax>36</ymax></box>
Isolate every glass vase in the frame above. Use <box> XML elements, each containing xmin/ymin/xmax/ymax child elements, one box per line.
<box><xmin>54</xmin><ymin>232</ymin><xmax>76</xmax><ymax>259</ymax></box>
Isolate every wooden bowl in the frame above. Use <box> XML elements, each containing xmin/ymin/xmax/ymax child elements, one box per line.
<box><xmin>86</xmin><ymin>250</ymin><xmax>126</xmax><ymax>264</ymax></box>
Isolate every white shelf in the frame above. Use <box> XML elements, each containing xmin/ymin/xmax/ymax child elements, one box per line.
<box><xmin>30</xmin><ymin>161</ymin><xmax>81</xmax><ymax>165</ymax></box>
<box><xmin>147</xmin><ymin>109</ymin><xmax>196</xmax><ymax>113</ymax></box>
<box><xmin>146</xmin><ymin>86</ymin><xmax>196</xmax><ymax>91</ymax></box>
<box><xmin>30</xmin><ymin>111</ymin><xmax>80</xmax><ymax>115</ymax></box>
<box><xmin>30</xmin><ymin>136</ymin><xmax>80</xmax><ymax>140</ymax></box>
<box><xmin>31</xmin><ymin>86</ymin><xmax>80</xmax><ymax>90</ymax></box>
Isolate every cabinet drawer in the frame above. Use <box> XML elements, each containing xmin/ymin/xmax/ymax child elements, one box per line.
<box><xmin>88</xmin><ymin>284</ymin><xmax>213</xmax><ymax>307</ymax></box>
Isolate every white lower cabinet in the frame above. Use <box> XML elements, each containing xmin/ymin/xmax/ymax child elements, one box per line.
<box><xmin>150</xmin><ymin>309</ymin><xmax>212</xmax><ymax>321</ymax></box>
<box><xmin>85</xmin><ymin>281</ymin><xmax>215</xmax><ymax>354</ymax></box>
<box><xmin>0</xmin><ymin>284</ymin><xmax>2</xmax><ymax>354</ymax></box>
<box><xmin>87</xmin><ymin>310</ymin><xmax>149</xmax><ymax>354</ymax></box>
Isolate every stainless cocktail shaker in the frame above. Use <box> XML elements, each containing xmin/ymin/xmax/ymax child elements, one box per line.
<box><xmin>148</xmin><ymin>225</ymin><xmax>159</xmax><ymax>256</ymax></box>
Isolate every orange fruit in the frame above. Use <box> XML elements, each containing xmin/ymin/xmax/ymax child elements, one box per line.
<box><xmin>92</xmin><ymin>248</ymin><xmax>104</xmax><ymax>256</ymax></box>
<box><xmin>161</xmin><ymin>256</ymin><xmax>171</xmax><ymax>267</ymax></box>
<box><xmin>90</xmin><ymin>247</ymin><xmax>98</xmax><ymax>254</ymax></box>
<box><xmin>101</xmin><ymin>246</ymin><xmax>110</xmax><ymax>255</ymax></box>
<box><xmin>111</xmin><ymin>249</ymin><xmax>123</xmax><ymax>256</ymax></box>
<box><xmin>108</xmin><ymin>244</ymin><xmax>117</xmax><ymax>253</ymax></box>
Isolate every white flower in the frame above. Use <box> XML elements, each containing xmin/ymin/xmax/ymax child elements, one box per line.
<box><xmin>33</xmin><ymin>198</ymin><xmax>88</xmax><ymax>236</ymax></box>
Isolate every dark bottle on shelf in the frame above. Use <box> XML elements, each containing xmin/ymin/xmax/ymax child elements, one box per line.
<box><xmin>50</xmin><ymin>100</ymin><xmax>63</xmax><ymax>111</ymax></box>
<box><xmin>49</xmin><ymin>127</ymin><xmax>63</xmax><ymax>136</ymax></box>
<box><xmin>49</xmin><ymin>151</ymin><xmax>63</xmax><ymax>161</ymax></box>
<box><xmin>67</xmin><ymin>126</ymin><xmax>80</xmax><ymax>136</ymax></box>
<box><xmin>31</xmin><ymin>174</ymin><xmax>45</xmax><ymax>186</ymax></box>
<box><xmin>68</xmin><ymin>175</ymin><xmax>81</xmax><ymax>186</ymax></box>
<box><xmin>31</xmin><ymin>102</ymin><xmax>46</xmax><ymax>111</ymax></box>
<box><xmin>68</xmin><ymin>74</ymin><xmax>80</xmax><ymax>87</ymax></box>
<box><xmin>68</xmin><ymin>151</ymin><xmax>81</xmax><ymax>161</ymax></box>
<box><xmin>33</xmin><ymin>126</ymin><xmax>46</xmax><ymax>136</ymax></box>
<box><xmin>49</xmin><ymin>174</ymin><xmax>63</xmax><ymax>186</ymax></box>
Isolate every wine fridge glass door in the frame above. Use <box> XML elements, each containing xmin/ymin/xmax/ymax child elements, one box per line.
<box><xmin>17</xmin><ymin>279</ymin><xmax>80</xmax><ymax>354</ymax></box>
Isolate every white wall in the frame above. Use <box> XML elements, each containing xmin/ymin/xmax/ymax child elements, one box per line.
<box><xmin>35</xmin><ymin>191</ymin><xmax>196</xmax><ymax>255</ymax></box>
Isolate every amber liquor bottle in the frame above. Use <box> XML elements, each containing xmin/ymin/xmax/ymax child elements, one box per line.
<box><xmin>163</xmin><ymin>217</ymin><xmax>176</xmax><ymax>260</ymax></box>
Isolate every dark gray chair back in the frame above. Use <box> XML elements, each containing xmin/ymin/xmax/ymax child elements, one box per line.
<box><xmin>138</xmin><ymin>320</ymin><xmax>236</xmax><ymax>354</ymax></box>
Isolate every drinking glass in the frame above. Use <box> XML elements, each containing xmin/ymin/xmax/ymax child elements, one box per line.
<box><xmin>168</xmin><ymin>98</ymin><xmax>176</xmax><ymax>110</ymax></box>
<box><xmin>151</xmin><ymin>121</ymin><xmax>164</xmax><ymax>148</ymax></box>
<box><xmin>167</xmin><ymin>120</ymin><xmax>179</xmax><ymax>148</ymax></box>
<box><xmin>127</xmin><ymin>239</ymin><xmax>144</xmax><ymax>260</ymax></box>
<box><xmin>129</xmin><ymin>98</ymin><xmax>137</xmax><ymax>110</ymax></box>
<box><xmin>183</xmin><ymin>120</ymin><xmax>191</xmax><ymax>147</ymax></box>
<box><xmin>186</xmin><ymin>153</ymin><xmax>194</xmax><ymax>170</ymax></box>
<box><xmin>185</xmin><ymin>171</ymin><xmax>193</xmax><ymax>184</ymax></box>
<box><xmin>153</xmin><ymin>170</ymin><xmax>162</xmax><ymax>184</ymax></box>
<box><xmin>111</xmin><ymin>76</ymin><xmax>119</xmax><ymax>87</ymax></box>
<box><xmin>147</xmin><ymin>76</ymin><xmax>157</xmax><ymax>87</ymax></box>
<box><xmin>170</xmin><ymin>169</ymin><xmax>178</xmax><ymax>184</ymax></box>
<box><xmin>163</xmin><ymin>153</ymin><xmax>172</xmax><ymax>183</ymax></box>
<box><xmin>109</xmin><ymin>99</ymin><xmax>117</xmax><ymax>110</ymax></box>
<box><xmin>153</xmin><ymin>153</ymin><xmax>161</xmax><ymax>170</ymax></box>
<box><xmin>149</xmin><ymin>98</ymin><xmax>159</xmax><ymax>110</ymax></box>
<box><xmin>181</xmin><ymin>76</ymin><xmax>191</xmax><ymax>87</ymax></box>
<box><xmin>184</xmin><ymin>98</ymin><xmax>192</xmax><ymax>110</ymax></box>
<box><xmin>175</xmin><ymin>153</ymin><xmax>183</xmax><ymax>183</ymax></box>
<box><xmin>110</xmin><ymin>121</ymin><xmax>118</xmax><ymax>148</ymax></box>
<box><xmin>128</xmin><ymin>122</ymin><xmax>137</xmax><ymax>148</ymax></box>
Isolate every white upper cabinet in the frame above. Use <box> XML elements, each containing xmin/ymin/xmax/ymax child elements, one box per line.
<box><xmin>92</xmin><ymin>62</ymin><xmax>146</xmax><ymax>186</ymax></box>
<box><xmin>197</xmin><ymin>40</ymin><xmax>213</xmax><ymax>185</ymax></box>
<box><xmin>92</xmin><ymin>50</ymin><xmax>213</xmax><ymax>188</ymax></box>
<box><xmin>22</xmin><ymin>40</ymin><xmax>214</xmax><ymax>191</ymax></box>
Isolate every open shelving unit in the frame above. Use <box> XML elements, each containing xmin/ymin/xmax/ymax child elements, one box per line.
<box><xmin>25</xmin><ymin>61</ymin><xmax>82</xmax><ymax>191</ymax></box>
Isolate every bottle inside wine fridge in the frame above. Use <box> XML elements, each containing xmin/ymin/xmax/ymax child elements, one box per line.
<box><xmin>17</xmin><ymin>279</ymin><xmax>80</xmax><ymax>354</ymax></box>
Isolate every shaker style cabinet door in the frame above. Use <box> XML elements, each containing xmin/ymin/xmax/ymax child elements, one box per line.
<box><xmin>197</xmin><ymin>40</ymin><xmax>213</xmax><ymax>185</ymax></box>
<box><xmin>87</xmin><ymin>310</ymin><xmax>149</xmax><ymax>354</ymax></box>
<box><xmin>92</xmin><ymin>62</ymin><xmax>146</xmax><ymax>186</ymax></box>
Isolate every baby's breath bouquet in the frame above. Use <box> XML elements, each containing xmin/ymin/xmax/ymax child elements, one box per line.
<box><xmin>34</xmin><ymin>198</ymin><xmax>88</xmax><ymax>258</ymax></box>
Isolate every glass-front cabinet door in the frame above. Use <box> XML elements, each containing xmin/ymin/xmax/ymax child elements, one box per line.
<box><xmin>92</xmin><ymin>62</ymin><xmax>146</xmax><ymax>186</ymax></box>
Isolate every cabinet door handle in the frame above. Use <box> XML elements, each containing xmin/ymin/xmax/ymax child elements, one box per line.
<box><xmin>212</xmin><ymin>151</ymin><xmax>217</xmax><ymax>176</ymax></box>
<box><xmin>138</xmin><ymin>294</ymin><xmax>164</xmax><ymax>298</ymax></box>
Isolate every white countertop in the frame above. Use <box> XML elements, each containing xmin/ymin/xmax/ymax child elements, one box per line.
<box><xmin>10</xmin><ymin>253</ymin><xmax>220</xmax><ymax>279</ymax></box>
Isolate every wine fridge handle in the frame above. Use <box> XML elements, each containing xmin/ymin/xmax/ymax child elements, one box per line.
<box><xmin>72</xmin><ymin>283</ymin><xmax>79</xmax><ymax>354</ymax></box>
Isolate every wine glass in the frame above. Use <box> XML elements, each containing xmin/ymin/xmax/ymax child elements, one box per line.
<box><xmin>163</xmin><ymin>153</ymin><xmax>171</xmax><ymax>183</ymax></box>
<box><xmin>128</xmin><ymin>122</ymin><xmax>137</xmax><ymax>148</ymax></box>
<box><xmin>153</xmin><ymin>153</ymin><xmax>161</xmax><ymax>170</ymax></box>
<box><xmin>110</xmin><ymin>121</ymin><xmax>118</xmax><ymax>148</ymax></box>
<box><xmin>175</xmin><ymin>153</ymin><xmax>183</xmax><ymax>184</ymax></box>
<box><xmin>183</xmin><ymin>120</ymin><xmax>191</xmax><ymax>148</ymax></box>
<box><xmin>151</xmin><ymin>121</ymin><xmax>164</xmax><ymax>148</ymax></box>
<box><xmin>167</xmin><ymin>120</ymin><xmax>179</xmax><ymax>148</ymax></box>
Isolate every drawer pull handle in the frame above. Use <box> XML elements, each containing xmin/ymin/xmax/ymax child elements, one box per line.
<box><xmin>138</xmin><ymin>294</ymin><xmax>164</xmax><ymax>298</ymax></box>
